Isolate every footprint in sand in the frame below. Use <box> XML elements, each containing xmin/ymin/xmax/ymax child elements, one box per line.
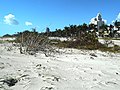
<box><xmin>105</xmin><ymin>81</ymin><xmax>117</xmax><ymax>85</ymax></box>
<box><xmin>40</xmin><ymin>86</ymin><xmax>53</xmax><ymax>90</ymax></box>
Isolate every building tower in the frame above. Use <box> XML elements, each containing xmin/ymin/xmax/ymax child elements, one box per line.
<box><xmin>98</xmin><ymin>13</ymin><xmax>102</xmax><ymax>21</ymax></box>
<box><xmin>46</xmin><ymin>27</ymin><xmax>50</xmax><ymax>36</ymax></box>
<box><xmin>97</xmin><ymin>13</ymin><xmax>104</xmax><ymax>30</ymax></box>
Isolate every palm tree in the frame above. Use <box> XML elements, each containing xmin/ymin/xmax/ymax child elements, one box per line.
<box><xmin>109</xmin><ymin>24</ymin><xmax>114</xmax><ymax>37</ymax></box>
<box><xmin>99</xmin><ymin>24</ymin><xmax>108</xmax><ymax>37</ymax></box>
<box><xmin>81</xmin><ymin>23</ymin><xmax>88</xmax><ymax>32</ymax></box>
<box><xmin>64</xmin><ymin>26</ymin><xmax>70</xmax><ymax>37</ymax></box>
<box><xmin>114</xmin><ymin>20</ymin><xmax>120</xmax><ymax>30</ymax></box>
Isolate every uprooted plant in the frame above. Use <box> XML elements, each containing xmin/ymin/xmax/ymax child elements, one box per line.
<box><xmin>0</xmin><ymin>77</ymin><xmax>18</xmax><ymax>87</ymax></box>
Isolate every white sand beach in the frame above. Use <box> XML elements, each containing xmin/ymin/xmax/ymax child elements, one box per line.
<box><xmin>0</xmin><ymin>42</ymin><xmax>120</xmax><ymax>90</ymax></box>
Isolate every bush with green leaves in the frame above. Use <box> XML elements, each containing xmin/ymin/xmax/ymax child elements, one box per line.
<box><xmin>55</xmin><ymin>31</ymin><xmax>100</xmax><ymax>50</ymax></box>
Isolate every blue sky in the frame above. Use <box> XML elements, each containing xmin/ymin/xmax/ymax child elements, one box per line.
<box><xmin>0</xmin><ymin>0</ymin><xmax>120</xmax><ymax>36</ymax></box>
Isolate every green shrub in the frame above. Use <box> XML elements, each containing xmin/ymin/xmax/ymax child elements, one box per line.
<box><xmin>54</xmin><ymin>32</ymin><xmax>120</xmax><ymax>53</ymax></box>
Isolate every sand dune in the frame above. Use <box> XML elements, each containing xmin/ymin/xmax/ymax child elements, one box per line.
<box><xmin>0</xmin><ymin>43</ymin><xmax>120</xmax><ymax>90</ymax></box>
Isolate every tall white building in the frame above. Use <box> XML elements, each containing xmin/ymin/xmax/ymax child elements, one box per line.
<box><xmin>90</xmin><ymin>13</ymin><xmax>105</xmax><ymax>31</ymax></box>
<box><xmin>97</xmin><ymin>13</ymin><xmax>104</xmax><ymax>30</ymax></box>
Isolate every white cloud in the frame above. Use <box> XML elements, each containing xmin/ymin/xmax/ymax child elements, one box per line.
<box><xmin>103</xmin><ymin>19</ymin><xmax>107</xmax><ymax>24</ymax></box>
<box><xmin>116</xmin><ymin>13</ymin><xmax>120</xmax><ymax>21</ymax></box>
<box><xmin>112</xmin><ymin>20</ymin><xmax>115</xmax><ymax>23</ymax></box>
<box><xmin>112</xmin><ymin>13</ymin><xmax>120</xmax><ymax>24</ymax></box>
<box><xmin>4</xmin><ymin>14</ymin><xmax>19</xmax><ymax>25</ymax></box>
<box><xmin>25</xmin><ymin>21</ymin><xmax>32</xmax><ymax>26</ymax></box>
<box><xmin>90</xmin><ymin>13</ymin><xmax>107</xmax><ymax>24</ymax></box>
<box><xmin>90</xmin><ymin>17</ymin><xmax>97</xmax><ymax>25</ymax></box>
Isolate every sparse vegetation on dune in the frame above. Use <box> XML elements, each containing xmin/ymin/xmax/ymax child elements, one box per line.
<box><xmin>46</xmin><ymin>25</ymin><xmax>120</xmax><ymax>53</ymax></box>
<box><xmin>1</xmin><ymin>23</ymin><xmax>120</xmax><ymax>54</ymax></box>
<box><xmin>52</xmin><ymin>38</ymin><xmax>120</xmax><ymax>53</ymax></box>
